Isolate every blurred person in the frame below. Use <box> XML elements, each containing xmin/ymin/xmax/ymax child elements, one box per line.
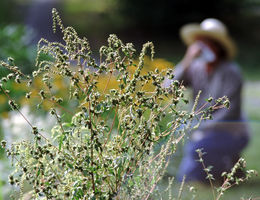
<box><xmin>164</xmin><ymin>18</ymin><xmax>250</xmax><ymax>183</ymax></box>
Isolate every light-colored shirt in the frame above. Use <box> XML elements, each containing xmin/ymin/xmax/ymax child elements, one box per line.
<box><xmin>164</xmin><ymin>58</ymin><xmax>249</xmax><ymax>140</ymax></box>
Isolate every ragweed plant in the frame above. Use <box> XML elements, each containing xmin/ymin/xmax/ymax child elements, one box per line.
<box><xmin>0</xmin><ymin>9</ymin><xmax>232</xmax><ymax>199</ymax></box>
<box><xmin>196</xmin><ymin>149</ymin><xmax>258</xmax><ymax>200</ymax></box>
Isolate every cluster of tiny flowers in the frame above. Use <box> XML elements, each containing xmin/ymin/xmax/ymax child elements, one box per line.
<box><xmin>0</xmin><ymin>8</ymin><xmax>235</xmax><ymax>200</ymax></box>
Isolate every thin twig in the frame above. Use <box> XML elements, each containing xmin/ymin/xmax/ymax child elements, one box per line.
<box><xmin>198</xmin><ymin>151</ymin><xmax>216</xmax><ymax>200</ymax></box>
<box><xmin>177</xmin><ymin>175</ymin><xmax>186</xmax><ymax>200</ymax></box>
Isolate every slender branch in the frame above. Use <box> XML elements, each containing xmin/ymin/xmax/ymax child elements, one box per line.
<box><xmin>197</xmin><ymin>150</ymin><xmax>216</xmax><ymax>200</ymax></box>
<box><xmin>143</xmin><ymin>158</ymin><xmax>171</xmax><ymax>200</ymax></box>
<box><xmin>177</xmin><ymin>175</ymin><xmax>186</xmax><ymax>200</ymax></box>
<box><xmin>88</xmin><ymin>102</ymin><xmax>96</xmax><ymax>193</ymax></box>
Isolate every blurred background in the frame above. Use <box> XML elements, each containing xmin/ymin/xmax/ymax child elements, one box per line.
<box><xmin>0</xmin><ymin>0</ymin><xmax>260</xmax><ymax>199</ymax></box>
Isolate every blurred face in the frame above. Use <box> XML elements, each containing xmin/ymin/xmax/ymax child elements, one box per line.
<box><xmin>196</xmin><ymin>41</ymin><xmax>216</xmax><ymax>63</ymax></box>
<box><xmin>195</xmin><ymin>36</ymin><xmax>227</xmax><ymax>63</ymax></box>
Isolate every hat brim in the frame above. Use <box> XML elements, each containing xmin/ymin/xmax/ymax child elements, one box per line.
<box><xmin>180</xmin><ymin>24</ymin><xmax>236</xmax><ymax>59</ymax></box>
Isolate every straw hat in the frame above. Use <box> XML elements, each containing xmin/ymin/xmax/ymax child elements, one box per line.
<box><xmin>180</xmin><ymin>18</ymin><xmax>236</xmax><ymax>59</ymax></box>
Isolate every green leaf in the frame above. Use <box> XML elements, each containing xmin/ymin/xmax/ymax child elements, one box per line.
<box><xmin>59</xmin><ymin>133</ymin><xmax>66</xmax><ymax>150</ymax></box>
<box><xmin>86</xmin><ymin>85</ymin><xmax>93</xmax><ymax>95</ymax></box>
<box><xmin>66</xmin><ymin>162</ymin><xmax>74</xmax><ymax>169</ymax></box>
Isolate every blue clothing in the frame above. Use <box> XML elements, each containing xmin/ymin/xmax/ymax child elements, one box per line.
<box><xmin>164</xmin><ymin>59</ymin><xmax>250</xmax><ymax>139</ymax></box>
<box><xmin>164</xmin><ymin>57</ymin><xmax>250</xmax><ymax>182</ymax></box>
<box><xmin>177</xmin><ymin>131</ymin><xmax>249</xmax><ymax>183</ymax></box>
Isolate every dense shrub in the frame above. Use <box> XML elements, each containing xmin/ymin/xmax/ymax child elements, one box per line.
<box><xmin>0</xmin><ymin>9</ymin><xmax>255</xmax><ymax>199</ymax></box>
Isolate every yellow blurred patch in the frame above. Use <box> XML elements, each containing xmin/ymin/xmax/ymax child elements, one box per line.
<box><xmin>96</xmin><ymin>56</ymin><xmax>174</xmax><ymax>94</ymax></box>
<box><xmin>97</xmin><ymin>74</ymin><xmax>119</xmax><ymax>92</ymax></box>
<box><xmin>0</xmin><ymin>94</ymin><xmax>7</xmax><ymax>104</ymax></box>
<box><xmin>1</xmin><ymin>111</ymin><xmax>9</xmax><ymax>118</ymax></box>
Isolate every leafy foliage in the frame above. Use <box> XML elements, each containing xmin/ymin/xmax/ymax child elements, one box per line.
<box><xmin>0</xmin><ymin>9</ymin><xmax>239</xmax><ymax>199</ymax></box>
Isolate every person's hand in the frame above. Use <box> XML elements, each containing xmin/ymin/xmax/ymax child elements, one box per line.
<box><xmin>185</xmin><ymin>42</ymin><xmax>201</xmax><ymax>60</ymax></box>
<box><xmin>181</xmin><ymin>42</ymin><xmax>201</xmax><ymax>69</ymax></box>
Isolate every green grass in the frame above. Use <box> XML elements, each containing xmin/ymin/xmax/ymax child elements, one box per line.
<box><xmin>0</xmin><ymin>181</ymin><xmax>2</xmax><ymax>200</ymax></box>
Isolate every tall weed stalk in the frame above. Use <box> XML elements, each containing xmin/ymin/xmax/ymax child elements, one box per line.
<box><xmin>0</xmin><ymin>9</ymin><xmax>245</xmax><ymax>199</ymax></box>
